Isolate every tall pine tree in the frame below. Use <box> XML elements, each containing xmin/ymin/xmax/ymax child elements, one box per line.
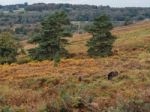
<box><xmin>28</xmin><ymin>12</ymin><xmax>72</xmax><ymax>62</ymax></box>
<box><xmin>87</xmin><ymin>15</ymin><xmax>115</xmax><ymax>57</ymax></box>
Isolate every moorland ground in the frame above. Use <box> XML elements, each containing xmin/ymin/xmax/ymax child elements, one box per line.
<box><xmin>0</xmin><ymin>21</ymin><xmax>150</xmax><ymax>111</ymax></box>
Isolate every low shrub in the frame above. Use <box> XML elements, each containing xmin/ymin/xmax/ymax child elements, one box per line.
<box><xmin>16</xmin><ymin>56</ymin><xmax>31</xmax><ymax>64</ymax></box>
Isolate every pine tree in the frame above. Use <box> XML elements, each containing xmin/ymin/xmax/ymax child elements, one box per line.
<box><xmin>86</xmin><ymin>15</ymin><xmax>115</xmax><ymax>57</ymax></box>
<box><xmin>28</xmin><ymin>12</ymin><xmax>72</xmax><ymax>62</ymax></box>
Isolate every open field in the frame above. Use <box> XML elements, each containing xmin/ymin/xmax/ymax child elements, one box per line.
<box><xmin>0</xmin><ymin>21</ymin><xmax>150</xmax><ymax>111</ymax></box>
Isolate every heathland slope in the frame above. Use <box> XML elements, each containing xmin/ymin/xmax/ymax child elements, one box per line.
<box><xmin>0</xmin><ymin>21</ymin><xmax>150</xmax><ymax>111</ymax></box>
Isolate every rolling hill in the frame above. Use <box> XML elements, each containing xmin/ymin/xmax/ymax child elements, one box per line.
<box><xmin>0</xmin><ymin>21</ymin><xmax>150</xmax><ymax>111</ymax></box>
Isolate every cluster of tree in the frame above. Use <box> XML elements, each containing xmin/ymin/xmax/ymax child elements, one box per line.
<box><xmin>0</xmin><ymin>3</ymin><xmax>28</xmax><ymax>11</ymax></box>
<box><xmin>28</xmin><ymin>12</ymin><xmax>115</xmax><ymax>64</ymax></box>
<box><xmin>0</xmin><ymin>12</ymin><xmax>114</xmax><ymax>64</ymax></box>
<box><xmin>1</xmin><ymin>3</ymin><xmax>150</xmax><ymax>39</ymax></box>
<box><xmin>24</xmin><ymin>3</ymin><xmax>150</xmax><ymax>21</ymax></box>
<box><xmin>0</xmin><ymin>12</ymin><xmax>45</xmax><ymax>26</ymax></box>
<box><xmin>0</xmin><ymin>3</ymin><xmax>150</xmax><ymax>26</ymax></box>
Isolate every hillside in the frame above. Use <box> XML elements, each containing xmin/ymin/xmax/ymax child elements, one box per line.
<box><xmin>0</xmin><ymin>21</ymin><xmax>150</xmax><ymax>111</ymax></box>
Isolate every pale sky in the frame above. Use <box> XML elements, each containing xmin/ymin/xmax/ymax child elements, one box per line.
<box><xmin>0</xmin><ymin>0</ymin><xmax>150</xmax><ymax>7</ymax></box>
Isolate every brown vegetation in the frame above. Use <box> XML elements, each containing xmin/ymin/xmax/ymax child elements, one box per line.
<box><xmin>0</xmin><ymin>21</ymin><xmax>150</xmax><ymax>111</ymax></box>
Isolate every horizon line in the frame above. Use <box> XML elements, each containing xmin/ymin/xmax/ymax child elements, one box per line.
<box><xmin>0</xmin><ymin>2</ymin><xmax>150</xmax><ymax>8</ymax></box>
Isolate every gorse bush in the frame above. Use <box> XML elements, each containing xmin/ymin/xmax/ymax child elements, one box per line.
<box><xmin>0</xmin><ymin>32</ymin><xmax>18</xmax><ymax>64</ymax></box>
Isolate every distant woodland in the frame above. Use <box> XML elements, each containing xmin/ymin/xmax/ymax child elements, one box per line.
<box><xmin>1</xmin><ymin>3</ymin><xmax>150</xmax><ymax>24</ymax></box>
<box><xmin>0</xmin><ymin>3</ymin><xmax>150</xmax><ymax>38</ymax></box>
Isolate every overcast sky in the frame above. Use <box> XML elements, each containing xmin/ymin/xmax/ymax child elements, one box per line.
<box><xmin>0</xmin><ymin>0</ymin><xmax>150</xmax><ymax>7</ymax></box>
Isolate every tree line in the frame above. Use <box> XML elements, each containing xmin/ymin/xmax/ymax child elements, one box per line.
<box><xmin>0</xmin><ymin>3</ymin><xmax>150</xmax><ymax>26</ymax></box>
<box><xmin>0</xmin><ymin>12</ymin><xmax>115</xmax><ymax>64</ymax></box>
<box><xmin>1</xmin><ymin>3</ymin><xmax>150</xmax><ymax>39</ymax></box>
